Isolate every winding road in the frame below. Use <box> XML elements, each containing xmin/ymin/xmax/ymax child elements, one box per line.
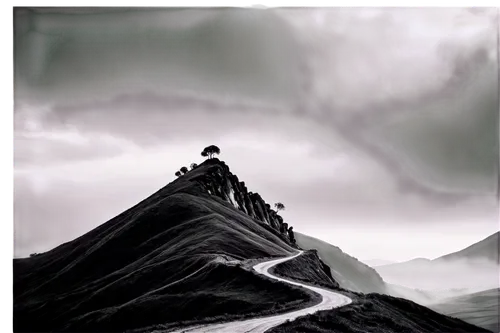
<box><xmin>169</xmin><ymin>251</ymin><xmax>352</xmax><ymax>333</ymax></box>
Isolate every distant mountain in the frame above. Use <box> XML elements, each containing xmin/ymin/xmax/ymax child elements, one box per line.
<box><xmin>294</xmin><ymin>232</ymin><xmax>387</xmax><ymax>294</ymax></box>
<box><xmin>424</xmin><ymin>286</ymin><xmax>495</xmax><ymax>299</ymax></box>
<box><xmin>361</xmin><ymin>259</ymin><xmax>397</xmax><ymax>267</ymax></box>
<box><xmin>384</xmin><ymin>283</ymin><xmax>436</xmax><ymax>305</ymax></box>
<box><xmin>375</xmin><ymin>232</ymin><xmax>500</xmax><ymax>292</ymax></box>
<box><xmin>430</xmin><ymin>288</ymin><xmax>499</xmax><ymax>333</ymax></box>
<box><xmin>433</xmin><ymin>231</ymin><xmax>500</xmax><ymax>265</ymax></box>
<box><xmin>292</xmin><ymin>234</ymin><xmax>453</xmax><ymax>306</ymax></box>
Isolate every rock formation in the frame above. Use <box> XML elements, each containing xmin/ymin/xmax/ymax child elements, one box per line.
<box><xmin>193</xmin><ymin>158</ymin><xmax>296</xmax><ymax>246</ymax></box>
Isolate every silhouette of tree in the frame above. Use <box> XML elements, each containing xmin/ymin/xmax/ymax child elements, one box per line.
<box><xmin>190</xmin><ymin>163</ymin><xmax>198</xmax><ymax>170</ymax></box>
<box><xmin>180</xmin><ymin>166</ymin><xmax>189</xmax><ymax>174</ymax></box>
<box><xmin>175</xmin><ymin>171</ymin><xmax>182</xmax><ymax>177</ymax></box>
<box><xmin>201</xmin><ymin>145</ymin><xmax>221</xmax><ymax>159</ymax></box>
<box><xmin>274</xmin><ymin>202</ymin><xmax>285</xmax><ymax>212</ymax></box>
<box><xmin>287</xmin><ymin>226</ymin><xmax>296</xmax><ymax>244</ymax></box>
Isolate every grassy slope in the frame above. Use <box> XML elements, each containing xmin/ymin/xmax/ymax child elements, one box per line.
<box><xmin>292</xmin><ymin>233</ymin><xmax>471</xmax><ymax>307</ymax></box>
<box><xmin>268</xmin><ymin>294</ymin><xmax>493</xmax><ymax>333</ymax></box>
<box><xmin>270</xmin><ymin>250</ymin><xmax>340</xmax><ymax>290</ymax></box>
<box><xmin>14</xmin><ymin>159</ymin><xmax>312</xmax><ymax>332</ymax></box>
<box><xmin>430</xmin><ymin>288</ymin><xmax>499</xmax><ymax>333</ymax></box>
<box><xmin>294</xmin><ymin>232</ymin><xmax>387</xmax><ymax>294</ymax></box>
<box><xmin>269</xmin><ymin>254</ymin><xmax>492</xmax><ymax>333</ymax></box>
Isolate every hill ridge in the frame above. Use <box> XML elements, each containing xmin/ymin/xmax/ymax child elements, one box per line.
<box><xmin>189</xmin><ymin>158</ymin><xmax>296</xmax><ymax>244</ymax></box>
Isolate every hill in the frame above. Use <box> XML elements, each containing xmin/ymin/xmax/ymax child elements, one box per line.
<box><xmin>384</xmin><ymin>283</ymin><xmax>431</xmax><ymax>303</ymax></box>
<box><xmin>268</xmin><ymin>292</ymin><xmax>493</xmax><ymax>333</ymax></box>
<box><xmin>375</xmin><ymin>232</ymin><xmax>499</xmax><ymax>292</ymax></box>
<box><xmin>266</xmin><ymin>251</ymin><xmax>492</xmax><ymax>333</ymax></box>
<box><xmin>362</xmin><ymin>259</ymin><xmax>397</xmax><ymax>267</ymax></box>
<box><xmin>430</xmin><ymin>288</ymin><xmax>499</xmax><ymax>333</ymax></box>
<box><xmin>424</xmin><ymin>286</ymin><xmax>495</xmax><ymax>299</ymax></box>
<box><xmin>14</xmin><ymin>157</ymin><xmax>493</xmax><ymax>333</ymax></box>
<box><xmin>290</xmin><ymin>232</ymin><xmax>439</xmax><ymax>306</ymax></box>
<box><xmin>14</xmin><ymin>158</ymin><xmax>311</xmax><ymax>332</ymax></box>
<box><xmin>294</xmin><ymin>232</ymin><xmax>387</xmax><ymax>294</ymax></box>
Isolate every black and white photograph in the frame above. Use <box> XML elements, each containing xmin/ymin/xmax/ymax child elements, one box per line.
<box><xmin>12</xmin><ymin>6</ymin><xmax>500</xmax><ymax>333</ymax></box>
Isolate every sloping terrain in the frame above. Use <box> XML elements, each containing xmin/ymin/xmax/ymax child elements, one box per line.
<box><xmin>268</xmin><ymin>293</ymin><xmax>493</xmax><ymax>333</ymax></box>
<box><xmin>154</xmin><ymin>251</ymin><xmax>351</xmax><ymax>333</ymax></box>
<box><xmin>362</xmin><ymin>259</ymin><xmax>397</xmax><ymax>267</ymax></box>
<box><xmin>291</xmin><ymin>233</ymin><xmax>440</xmax><ymax>305</ymax></box>
<box><xmin>424</xmin><ymin>286</ymin><xmax>495</xmax><ymax>299</ymax></box>
<box><xmin>267</xmin><ymin>251</ymin><xmax>492</xmax><ymax>333</ymax></box>
<box><xmin>384</xmin><ymin>283</ymin><xmax>432</xmax><ymax>304</ymax></box>
<box><xmin>14</xmin><ymin>157</ymin><xmax>493</xmax><ymax>333</ymax></box>
<box><xmin>430</xmin><ymin>288</ymin><xmax>499</xmax><ymax>333</ymax></box>
<box><xmin>294</xmin><ymin>232</ymin><xmax>387</xmax><ymax>294</ymax></box>
<box><xmin>270</xmin><ymin>249</ymin><xmax>340</xmax><ymax>290</ymax></box>
<box><xmin>14</xmin><ymin>159</ymin><xmax>308</xmax><ymax>332</ymax></box>
<box><xmin>375</xmin><ymin>232</ymin><xmax>500</xmax><ymax>291</ymax></box>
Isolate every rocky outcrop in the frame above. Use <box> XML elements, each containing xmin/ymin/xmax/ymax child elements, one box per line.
<box><xmin>193</xmin><ymin>159</ymin><xmax>295</xmax><ymax>246</ymax></box>
<box><xmin>271</xmin><ymin>249</ymin><xmax>340</xmax><ymax>290</ymax></box>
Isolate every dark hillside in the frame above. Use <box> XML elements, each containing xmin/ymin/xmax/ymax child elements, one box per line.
<box><xmin>271</xmin><ymin>249</ymin><xmax>340</xmax><ymax>290</ymax></box>
<box><xmin>14</xmin><ymin>158</ymin><xmax>304</xmax><ymax>332</ymax></box>
<box><xmin>294</xmin><ymin>232</ymin><xmax>387</xmax><ymax>293</ymax></box>
<box><xmin>268</xmin><ymin>293</ymin><xmax>493</xmax><ymax>333</ymax></box>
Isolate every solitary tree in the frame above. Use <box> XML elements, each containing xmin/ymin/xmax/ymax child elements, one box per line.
<box><xmin>274</xmin><ymin>202</ymin><xmax>285</xmax><ymax>212</ymax></box>
<box><xmin>288</xmin><ymin>226</ymin><xmax>296</xmax><ymax>244</ymax></box>
<box><xmin>190</xmin><ymin>163</ymin><xmax>198</xmax><ymax>170</ymax></box>
<box><xmin>175</xmin><ymin>171</ymin><xmax>182</xmax><ymax>177</ymax></box>
<box><xmin>201</xmin><ymin>145</ymin><xmax>221</xmax><ymax>159</ymax></box>
<box><xmin>180</xmin><ymin>166</ymin><xmax>189</xmax><ymax>174</ymax></box>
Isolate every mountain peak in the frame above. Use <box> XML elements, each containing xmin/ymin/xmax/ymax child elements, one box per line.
<box><xmin>174</xmin><ymin>157</ymin><xmax>297</xmax><ymax>246</ymax></box>
<box><xmin>408</xmin><ymin>258</ymin><xmax>431</xmax><ymax>263</ymax></box>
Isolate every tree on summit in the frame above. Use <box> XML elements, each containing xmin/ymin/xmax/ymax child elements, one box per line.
<box><xmin>175</xmin><ymin>171</ymin><xmax>182</xmax><ymax>177</ymax></box>
<box><xmin>180</xmin><ymin>166</ymin><xmax>189</xmax><ymax>174</ymax></box>
<box><xmin>274</xmin><ymin>202</ymin><xmax>285</xmax><ymax>212</ymax></box>
<box><xmin>190</xmin><ymin>163</ymin><xmax>198</xmax><ymax>170</ymax></box>
<box><xmin>287</xmin><ymin>226</ymin><xmax>296</xmax><ymax>244</ymax></box>
<box><xmin>201</xmin><ymin>145</ymin><xmax>220</xmax><ymax>159</ymax></box>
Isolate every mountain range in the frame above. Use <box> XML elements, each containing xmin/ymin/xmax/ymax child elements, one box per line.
<box><xmin>14</xmin><ymin>157</ymin><xmax>494</xmax><ymax>333</ymax></box>
<box><xmin>430</xmin><ymin>288</ymin><xmax>499</xmax><ymax>333</ymax></box>
<box><xmin>374</xmin><ymin>231</ymin><xmax>499</xmax><ymax>292</ymax></box>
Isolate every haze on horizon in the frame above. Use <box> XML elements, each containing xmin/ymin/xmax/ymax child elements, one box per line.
<box><xmin>13</xmin><ymin>7</ymin><xmax>499</xmax><ymax>262</ymax></box>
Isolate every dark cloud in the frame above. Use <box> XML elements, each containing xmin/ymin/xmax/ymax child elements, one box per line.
<box><xmin>13</xmin><ymin>7</ymin><xmax>499</xmax><ymax>259</ymax></box>
<box><xmin>14</xmin><ymin>9</ymin><xmax>500</xmax><ymax>192</ymax></box>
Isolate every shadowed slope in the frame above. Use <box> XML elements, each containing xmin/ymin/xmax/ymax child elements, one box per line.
<box><xmin>268</xmin><ymin>293</ymin><xmax>493</xmax><ymax>333</ymax></box>
<box><xmin>14</xmin><ymin>159</ymin><xmax>306</xmax><ymax>332</ymax></box>
<box><xmin>294</xmin><ymin>232</ymin><xmax>386</xmax><ymax>293</ymax></box>
<box><xmin>292</xmin><ymin>232</ymin><xmax>461</xmax><ymax>306</ymax></box>
<box><xmin>268</xmin><ymin>250</ymin><xmax>492</xmax><ymax>333</ymax></box>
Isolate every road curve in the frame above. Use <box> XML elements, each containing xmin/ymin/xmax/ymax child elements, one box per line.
<box><xmin>169</xmin><ymin>251</ymin><xmax>352</xmax><ymax>333</ymax></box>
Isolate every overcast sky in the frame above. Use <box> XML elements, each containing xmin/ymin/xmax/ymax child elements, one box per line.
<box><xmin>13</xmin><ymin>7</ymin><xmax>499</xmax><ymax>261</ymax></box>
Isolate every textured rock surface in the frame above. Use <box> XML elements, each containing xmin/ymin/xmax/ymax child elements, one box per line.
<box><xmin>193</xmin><ymin>158</ymin><xmax>295</xmax><ymax>246</ymax></box>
